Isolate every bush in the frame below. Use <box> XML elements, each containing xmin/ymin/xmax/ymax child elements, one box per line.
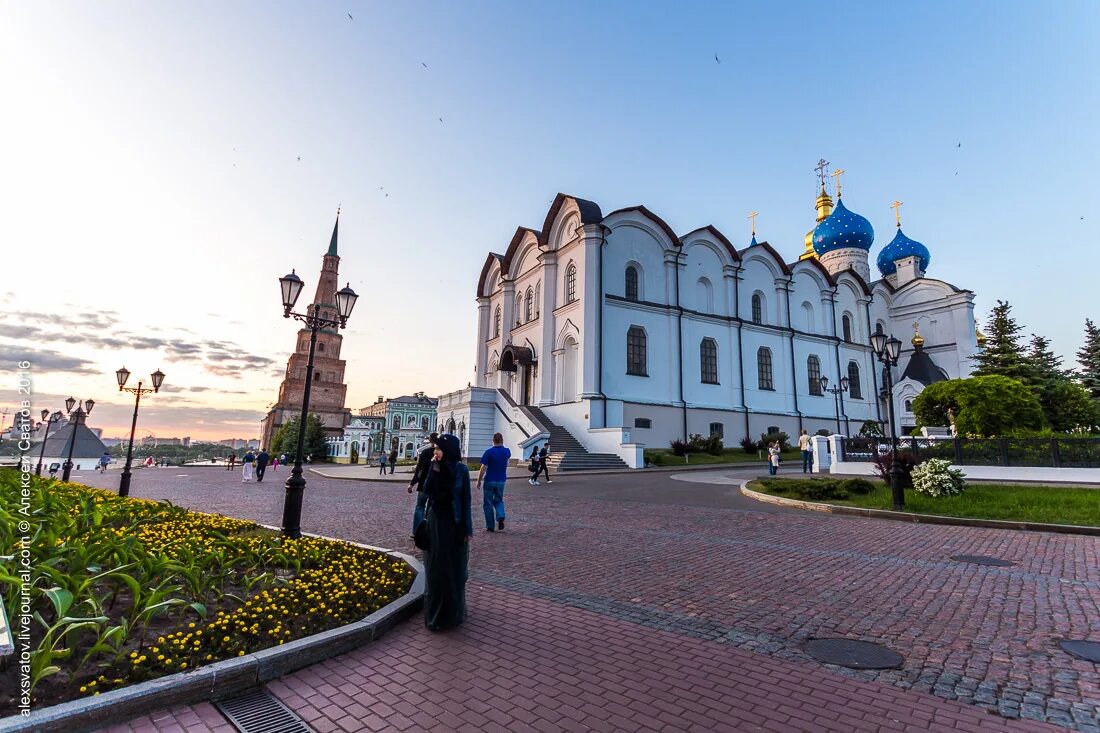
<box><xmin>670</xmin><ymin>439</ymin><xmax>689</xmax><ymax>456</ymax></box>
<box><xmin>815</xmin><ymin>429</ymin><xmax>831</xmax><ymax>437</ymax></box>
<box><xmin>840</xmin><ymin>477</ymin><xmax>877</xmax><ymax>495</ymax></box>
<box><xmin>758</xmin><ymin>478</ymin><xmax>851</xmax><ymax>501</ymax></box>
<box><xmin>758</xmin><ymin>430</ymin><xmax>790</xmax><ymax>452</ymax></box>
<box><xmin>739</xmin><ymin>436</ymin><xmax>757</xmax><ymax>454</ymax></box>
<box><xmin>872</xmin><ymin>450</ymin><xmax>920</xmax><ymax>489</ymax></box>
<box><xmin>911</xmin><ymin>458</ymin><xmax>967</xmax><ymax>497</ymax></box>
<box><xmin>859</xmin><ymin>420</ymin><xmax>884</xmax><ymax>438</ymax></box>
<box><xmin>705</xmin><ymin>434</ymin><xmax>724</xmax><ymax>456</ymax></box>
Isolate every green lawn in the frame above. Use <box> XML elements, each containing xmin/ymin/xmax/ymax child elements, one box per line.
<box><xmin>646</xmin><ymin>448</ymin><xmax>801</xmax><ymax>467</ymax></box>
<box><xmin>749</xmin><ymin>478</ymin><xmax>1100</xmax><ymax>527</ymax></box>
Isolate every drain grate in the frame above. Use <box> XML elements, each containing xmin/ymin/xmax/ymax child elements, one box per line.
<box><xmin>1060</xmin><ymin>640</ymin><xmax>1100</xmax><ymax>663</ymax></box>
<box><xmin>951</xmin><ymin>554</ymin><xmax>1015</xmax><ymax>567</ymax></box>
<box><xmin>804</xmin><ymin>638</ymin><xmax>904</xmax><ymax>670</ymax></box>
<box><xmin>215</xmin><ymin>688</ymin><xmax>314</xmax><ymax>733</ymax></box>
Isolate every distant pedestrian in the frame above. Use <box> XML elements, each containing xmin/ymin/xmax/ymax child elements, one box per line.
<box><xmin>421</xmin><ymin>433</ymin><xmax>471</xmax><ymax>631</ymax></box>
<box><xmin>280</xmin><ymin>453</ymin><xmax>287</xmax><ymax>466</ymax></box>
<box><xmin>477</xmin><ymin>432</ymin><xmax>511</xmax><ymax>532</ymax></box>
<box><xmin>408</xmin><ymin>433</ymin><xmax>438</xmax><ymax>539</ymax></box>
<box><xmin>767</xmin><ymin>441</ymin><xmax>780</xmax><ymax>476</ymax></box>
<box><xmin>98</xmin><ymin>452</ymin><xmax>111</xmax><ymax>473</ymax></box>
<box><xmin>379</xmin><ymin>451</ymin><xmax>388</xmax><ymax>475</ymax></box>
<box><xmin>272</xmin><ymin>456</ymin><xmax>279</xmax><ymax>471</ymax></box>
<box><xmin>389</xmin><ymin>447</ymin><xmax>398</xmax><ymax>474</ymax></box>
<box><xmin>528</xmin><ymin>450</ymin><xmax>541</xmax><ymax>485</ymax></box>
<box><xmin>534</xmin><ymin>441</ymin><xmax>552</xmax><ymax>484</ymax></box>
<box><xmin>255</xmin><ymin>450</ymin><xmax>270</xmax><ymax>482</ymax></box>
<box><xmin>242</xmin><ymin>451</ymin><xmax>255</xmax><ymax>482</ymax></box>
<box><xmin>798</xmin><ymin>429</ymin><xmax>813</xmax><ymax>474</ymax></box>
<box><xmin>227</xmin><ymin>453</ymin><xmax>236</xmax><ymax>471</ymax></box>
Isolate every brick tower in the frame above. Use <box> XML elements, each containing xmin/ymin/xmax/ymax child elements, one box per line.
<box><xmin>260</xmin><ymin>213</ymin><xmax>352</xmax><ymax>450</ymax></box>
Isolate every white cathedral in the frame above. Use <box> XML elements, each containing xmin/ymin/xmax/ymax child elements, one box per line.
<box><xmin>436</xmin><ymin>170</ymin><xmax>978</xmax><ymax>469</ymax></box>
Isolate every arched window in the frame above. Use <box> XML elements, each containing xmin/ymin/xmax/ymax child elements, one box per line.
<box><xmin>757</xmin><ymin>347</ymin><xmax>774</xmax><ymax>390</ymax></box>
<box><xmin>697</xmin><ymin>277</ymin><xmax>713</xmax><ymax>312</ymax></box>
<box><xmin>565</xmin><ymin>264</ymin><xmax>577</xmax><ymax>303</ymax></box>
<box><xmin>422</xmin><ymin>416</ymin><xmax>430</xmax><ymax>431</ymax></box>
<box><xmin>875</xmin><ymin>321</ymin><xmax>885</xmax><ymax>335</ymax></box>
<box><xmin>314</xmin><ymin>370</ymin><xmax>321</xmax><ymax>381</ymax></box>
<box><xmin>801</xmin><ymin>301</ymin><xmax>815</xmax><ymax>333</ymax></box>
<box><xmin>392</xmin><ymin>415</ymin><xmax>401</xmax><ymax>429</ymax></box>
<box><xmin>625</xmin><ymin>266</ymin><xmax>639</xmax><ymax>301</ymax></box>
<box><xmin>494</xmin><ymin>306</ymin><xmax>501</xmax><ymax>337</ymax></box>
<box><xmin>515</xmin><ymin>294</ymin><xmax>523</xmax><ymax>325</ymax></box>
<box><xmin>808</xmin><ymin>355</ymin><xmax>822</xmax><ymax>395</ymax></box>
<box><xmin>525</xmin><ymin>287</ymin><xmax>533</xmax><ymax>322</ymax></box>
<box><xmin>751</xmin><ymin>293</ymin><xmax>764</xmax><ymax>325</ymax></box>
<box><xmin>534</xmin><ymin>281</ymin><xmax>541</xmax><ymax>317</ymax></box>
<box><xmin>904</xmin><ymin>399</ymin><xmax>913</xmax><ymax>413</ymax></box>
<box><xmin>700</xmin><ymin>338</ymin><xmax>719</xmax><ymax>384</ymax></box>
<box><xmin>318</xmin><ymin>342</ymin><xmax>325</xmax><ymax>353</ymax></box>
<box><xmin>408</xmin><ymin>415</ymin><xmax>417</xmax><ymax>426</ymax></box>
<box><xmin>842</xmin><ymin>313</ymin><xmax>853</xmax><ymax>342</ymax></box>
<box><xmin>848</xmin><ymin>361</ymin><xmax>863</xmax><ymax>399</ymax></box>
<box><xmin>626</xmin><ymin>326</ymin><xmax>647</xmax><ymax>376</ymax></box>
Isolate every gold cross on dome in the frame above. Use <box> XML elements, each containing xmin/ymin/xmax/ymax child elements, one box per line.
<box><xmin>831</xmin><ymin>168</ymin><xmax>845</xmax><ymax>198</ymax></box>
<box><xmin>891</xmin><ymin>200</ymin><xmax>903</xmax><ymax>227</ymax></box>
<box><xmin>815</xmin><ymin>158</ymin><xmax>829</xmax><ymax>187</ymax></box>
<box><xmin>747</xmin><ymin>211</ymin><xmax>758</xmax><ymax>236</ymax></box>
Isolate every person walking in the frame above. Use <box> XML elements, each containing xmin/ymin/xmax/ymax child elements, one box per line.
<box><xmin>407</xmin><ymin>433</ymin><xmax>438</xmax><ymax>539</ymax></box>
<box><xmin>272</xmin><ymin>455</ymin><xmax>279</xmax><ymax>472</ymax></box>
<box><xmin>255</xmin><ymin>449</ymin><xmax>270</xmax><ymax>482</ymax></box>
<box><xmin>534</xmin><ymin>440</ymin><xmax>552</xmax><ymax>484</ymax></box>
<box><xmin>226</xmin><ymin>453</ymin><xmax>236</xmax><ymax>471</ymax></box>
<box><xmin>798</xmin><ymin>429</ymin><xmax>813</xmax><ymax>474</ymax></box>
<box><xmin>476</xmin><ymin>432</ymin><xmax>511</xmax><ymax>532</ymax></box>
<box><xmin>421</xmin><ymin>433</ymin><xmax>472</xmax><ymax>631</ymax></box>
<box><xmin>389</xmin><ymin>446</ymin><xmax>398</xmax><ymax>474</ymax></box>
<box><xmin>767</xmin><ymin>441</ymin><xmax>781</xmax><ymax>476</ymax></box>
<box><xmin>241</xmin><ymin>450</ymin><xmax>255</xmax><ymax>482</ymax></box>
<box><xmin>379</xmin><ymin>450</ymin><xmax>388</xmax><ymax>475</ymax></box>
<box><xmin>98</xmin><ymin>452</ymin><xmax>111</xmax><ymax>473</ymax></box>
<box><xmin>528</xmin><ymin>449</ymin><xmax>541</xmax><ymax>485</ymax></box>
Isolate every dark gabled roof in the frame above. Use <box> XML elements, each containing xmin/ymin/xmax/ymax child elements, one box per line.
<box><xmin>679</xmin><ymin>225</ymin><xmax>741</xmax><ymax>262</ymax></box>
<box><xmin>900</xmin><ymin>346</ymin><xmax>949</xmax><ymax>386</ymax></box>
<box><xmin>476</xmin><ymin>252</ymin><xmax>507</xmax><ymax>298</ymax></box>
<box><xmin>502</xmin><ymin>226</ymin><xmax>542</xmax><ymax>275</ymax></box>
<box><xmin>540</xmin><ymin>193</ymin><xmax>604</xmax><ymax>245</ymax></box>
<box><xmin>790</xmin><ymin>256</ymin><xmax>836</xmax><ymax>287</ymax></box>
<box><xmin>390</xmin><ymin>395</ymin><xmax>439</xmax><ymax>406</ymax></box>
<box><xmin>737</xmin><ymin>240</ymin><xmax>793</xmax><ymax>276</ymax></box>
<box><xmin>834</xmin><ymin>267</ymin><xmax>873</xmax><ymax>296</ymax></box>
<box><xmin>605</xmin><ymin>205</ymin><xmax>680</xmax><ymax>247</ymax></box>
<box><xmin>38</xmin><ymin>423</ymin><xmax>107</xmax><ymax>459</ymax></box>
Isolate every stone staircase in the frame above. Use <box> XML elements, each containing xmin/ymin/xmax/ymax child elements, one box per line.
<box><xmin>523</xmin><ymin>406</ymin><xmax>629</xmax><ymax>472</ymax></box>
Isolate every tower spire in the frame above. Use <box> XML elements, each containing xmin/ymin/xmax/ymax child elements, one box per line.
<box><xmin>327</xmin><ymin>207</ymin><xmax>340</xmax><ymax>257</ymax></box>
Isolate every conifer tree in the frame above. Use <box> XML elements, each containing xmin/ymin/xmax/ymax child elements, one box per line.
<box><xmin>972</xmin><ymin>300</ymin><xmax>1033</xmax><ymax>384</ymax></box>
<box><xmin>1077</xmin><ymin>319</ymin><xmax>1100</xmax><ymax>400</ymax></box>
<box><xmin>1026</xmin><ymin>334</ymin><xmax>1064</xmax><ymax>383</ymax></box>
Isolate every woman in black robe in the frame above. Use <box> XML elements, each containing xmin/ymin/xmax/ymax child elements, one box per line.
<box><xmin>421</xmin><ymin>433</ymin><xmax>472</xmax><ymax>630</ymax></box>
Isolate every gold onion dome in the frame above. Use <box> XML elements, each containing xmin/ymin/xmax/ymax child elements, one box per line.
<box><xmin>801</xmin><ymin>185</ymin><xmax>834</xmax><ymax>260</ymax></box>
<box><xmin>911</xmin><ymin>323</ymin><xmax>925</xmax><ymax>348</ymax></box>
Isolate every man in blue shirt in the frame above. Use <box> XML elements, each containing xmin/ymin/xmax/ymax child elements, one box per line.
<box><xmin>477</xmin><ymin>432</ymin><xmax>511</xmax><ymax>532</ymax></box>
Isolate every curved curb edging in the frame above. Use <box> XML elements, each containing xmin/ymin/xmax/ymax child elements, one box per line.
<box><xmin>739</xmin><ymin>481</ymin><xmax>1100</xmax><ymax>537</ymax></box>
<box><xmin>1</xmin><ymin>536</ymin><xmax>424</xmax><ymax>733</ymax></box>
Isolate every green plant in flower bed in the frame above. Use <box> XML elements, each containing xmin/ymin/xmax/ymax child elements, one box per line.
<box><xmin>0</xmin><ymin>472</ymin><xmax>415</xmax><ymax>714</ymax></box>
<box><xmin>755</xmin><ymin>477</ymin><xmax>876</xmax><ymax>501</ymax></box>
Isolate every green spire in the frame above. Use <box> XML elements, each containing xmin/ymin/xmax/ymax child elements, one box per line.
<box><xmin>327</xmin><ymin>208</ymin><xmax>340</xmax><ymax>257</ymax></box>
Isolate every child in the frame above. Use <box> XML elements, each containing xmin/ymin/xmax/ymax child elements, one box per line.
<box><xmin>528</xmin><ymin>451</ymin><xmax>541</xmax><ymax>485</ymax></box>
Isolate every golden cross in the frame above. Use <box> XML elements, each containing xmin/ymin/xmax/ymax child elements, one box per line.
<box><xmin>814</xmin><ymin>158</ymin><xmax>829</xmax><ymax>187</ymax></box>
<box><xmin>830</xmin><ymin>168</ymin><xmax>845</xmax><ymax>198</ymax></box>
<box><xmin>747</xmin><ymin>211</ymin><xmax>758</xmax><ymax>236</ymax></box>
<box><xmin>891</xmin><ymin>200</ymin><xmax>903</xmax><ymax>227</ymax></box>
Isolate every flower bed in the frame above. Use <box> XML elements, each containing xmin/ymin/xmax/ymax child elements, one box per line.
<box><xmin>0</xmin><ymin>472</ymin><xmax>415</xmax><ymax>715</ymax></box>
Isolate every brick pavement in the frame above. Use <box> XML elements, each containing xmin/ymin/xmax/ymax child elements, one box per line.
<box><xmin>71</xmin><ymin>467</ymin><xmax>1100</xmax><ymax>732</ymax></box>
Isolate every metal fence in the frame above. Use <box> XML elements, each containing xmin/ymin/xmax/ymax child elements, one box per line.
<box><xmin>839</xmin><ymin>437</ymin><xmax>1100</xmax><ymax>469</ymax></box>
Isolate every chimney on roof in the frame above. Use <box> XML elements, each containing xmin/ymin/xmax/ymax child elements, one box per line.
<box><xmin>377</xmin><ymin>395</ymin><xmax>383</xmax><ymax>403</ymax></box>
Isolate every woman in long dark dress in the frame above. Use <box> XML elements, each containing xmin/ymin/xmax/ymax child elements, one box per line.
<box><xmin>421</xmin><ymin>433</ymin><xmax>472</xmax><ymax>631</ymax></box>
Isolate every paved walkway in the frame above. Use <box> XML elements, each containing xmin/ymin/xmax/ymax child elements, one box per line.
<box><xmin>70</xmin><ymin>467</ymin><xmax>1098</xmax><ymax>732</ymax></box>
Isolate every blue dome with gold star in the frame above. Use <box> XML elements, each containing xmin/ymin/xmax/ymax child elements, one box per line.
<box><xmin>877</xmin><ymin>227</ymin><xmax>930</xmax><ymax>276</ymax></box>
<box><xmin>812</xmin><ymin>199</ymin><xmax>874</xmax><ymax>255</ymax></box>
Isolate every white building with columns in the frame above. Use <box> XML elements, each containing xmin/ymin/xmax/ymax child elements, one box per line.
<box><xmin>437</xmin><ymin>177</ymin><xmax>977</xmax><ymax>468</ymax></box>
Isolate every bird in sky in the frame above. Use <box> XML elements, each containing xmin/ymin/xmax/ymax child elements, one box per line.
<box><xmin>715</xmin><ymin>52</ymin><xmax>721</xmax><ymax>64</ymax></box>
<box><xmin>421</xmin><ymin>62</ymin><xmax>428</xmax><ymax>68</ymax></box>
<box><xmin>954</xmin><ymin>171</ymin><xmax>958</xmax><ymax>176</ymax></box>
<box><xmin>956</xmin><ymin>142</ymin><xmax>962</xmax><ymax>148</ymax></box>
<box><xmin>347</xmin><ymin>13</ymin><xmax>353</xmax><ymax>20</ymax></box>
<box><xmin>439</xmin><ymin>117</ymin><xmax>444</xmax><ymax>123</ymax></box>
<box><xmin>297</xmin><ymin>156</ymin><xmax>301</xmax><ymax>162</ymax></box>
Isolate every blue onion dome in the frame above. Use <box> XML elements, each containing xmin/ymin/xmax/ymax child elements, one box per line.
<box><xmin>876</xmin><ymin>227</ymin><xmax>931</xmax><ymax>276</ymax></box>
<box><xmin>811</xmin><ymin>199</ymin><xmax>875</xmax><ymax>255</ymax></box>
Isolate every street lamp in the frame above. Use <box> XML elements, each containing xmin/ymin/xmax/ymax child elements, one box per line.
<box><xmin>61</xmin><ymin>398</ymin><xmax>96</xmax><ymax>482</ymax></box>
<box><xmin>278</xmin><ymin>270</ymin><xmax>358</xmax><ymax>538</ymax></box>
<box><xmin>35</xmin><ymin>409</ymin><xmax>63</xmax><ymax>476</ymax></box>
<box><xmin>818</xmin><ymin>375</ymin><xmax>850</xmax><ymax>436</ymax></box>
<box><xmin>116</xmin><ymin>367</ymin><xmax>166</xmax><ymax>497</ymax></box>
<box><xmin>870</xmin><ymin>333</ymin><xmax>904</xmax><ymax>510</ymax></box>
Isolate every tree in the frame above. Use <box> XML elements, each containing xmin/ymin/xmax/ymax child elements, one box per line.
<box><xmin>912</xmin><ymin>375</ymin><xmax>1044</xmax><ymax>437</ymax></box>
<box><xmin>972</xmin><ymin>300</ymin><xmax>1033</xmax><ymax>384</ymax></box>
<box><xmin>273</xmin><ymin>413</ymin><xmax>327</xmax><ymax>460</ymax></box>
<box><xmin>1078</xmin><ymin>319</ymin><xmax>1100</xmax><ymax>400</ymax></box>
<box><xmin>1042</xmin><ymin>380</ymin><xmax>1100</xmax><ymax>433</ymax></box>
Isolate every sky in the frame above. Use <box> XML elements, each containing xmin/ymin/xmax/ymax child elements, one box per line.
<box><xmin>0</xmin><ymin>1</ymin><xmax>1097</xmax><ymax>441</ymax></box>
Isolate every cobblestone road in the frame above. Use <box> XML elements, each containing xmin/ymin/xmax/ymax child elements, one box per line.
<box><xmin>76</xmin><ymin>465</ymin><xmax>1098</xmax><ymax>732</ymax></box>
